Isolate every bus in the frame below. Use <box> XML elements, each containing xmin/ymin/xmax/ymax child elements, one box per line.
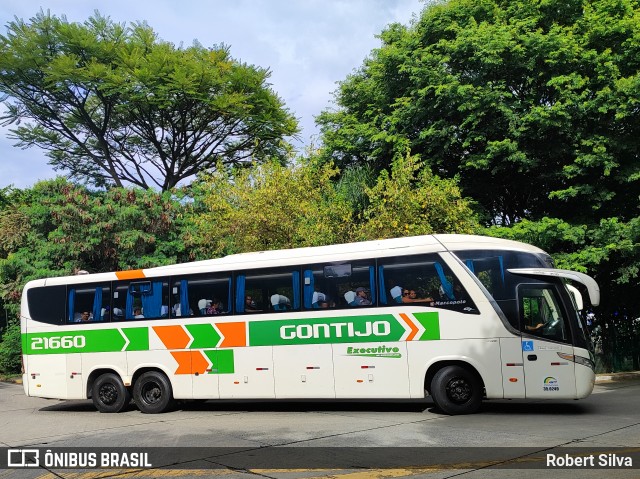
<box><xmin>20</xmin><ymin>234</ymin><xmax>600</xmax><ymax>415</ymax></box>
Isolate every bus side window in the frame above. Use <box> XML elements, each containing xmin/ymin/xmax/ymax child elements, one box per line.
<box><xmin>378</xmin><ymin>254</ymin><xmax>477</xmax><ymax>313</ymax></box>
<box><xmin>170</xmin><ymin>279</ymin><xmax>193</xmax><ymax>317</ymax></box>
<box><xmin>519</xmin><ymin>286</ymin><xmax>568</xmax><ymax>342</ymax></box>
<box><xmin>237</xmin><ymin>268</ymin><xmax>301</xmax><ymax>314</ymax></box>
<box><xmin>68</xmin><ymin>284</ymin><xmax>110</xmax><ymax>322</ymax></box>
<box><xmin>184</xmin><ymin>273</ymin><xmax>231</xmax><ymax>316</ymax></box>
<box><xmin>26</xmin><ymin>285</ymin><xmax>66</xmax><ymax>325</ymax></box>
<box><xmin>303</xmin><ymin>261</ymin><xmax>374</xmax><ymax>309</ymax></box>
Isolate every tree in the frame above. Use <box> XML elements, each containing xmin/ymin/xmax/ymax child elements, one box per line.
<box><xmin>0</xmin><ymin>11</ymin><xmax>298</xmax><ymax>190</ymax></box>
<box><xmin>318</xmin><ymin>0</ymin><xmax>640</xmax><ymax>225</ymax></box>
<box><xmin>0</xmin><ymin>321</ymin><xmax>21</xmax><ymax>375</ymax></box>
<box><xmin>187</xmin><ymin>152</ymin><xmax>480</xmax><ymax>257</ymax></box>
<box><xmin>0</xmin><ymin>179</ymin><xmax>188</xmax><ymax>317</ymax></box>
<box><xmin>353</xmin><ymin>151</ymin><xmax>479</xmax><ymax>240</ymax></box>
<box><xmin>187</xmin><ymin>159</ymin><xmax>354</xmax><ymax>257</ymax></box>
<box><xmin>486</xmin><ymin>217</ymin><xmax>640</xmax><ymax>316</ymax></box>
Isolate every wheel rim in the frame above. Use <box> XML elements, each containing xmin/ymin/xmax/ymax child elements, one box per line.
<box><xmin>446</xmin><ymin>377</ymin><xmax>472</xmax><ymax>404</ymax></box>
<box><xmin>141</xmin><ymin>381</ymin><xmax>162</xmax><ymax>405</ymax></box>
<box><xmin>98</xmin><ymin>383</ymin><xmax>118</xmax><ymax>406</ymax></box>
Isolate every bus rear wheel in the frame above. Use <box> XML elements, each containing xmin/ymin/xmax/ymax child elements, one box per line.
<box><xmin>133</xmin><ymin>371</ymin><xmax>175</xmax><ymax>414</ymax></box>
<box><xmin>430</xmin><ymin>365</ymin><xmax>482</xmax><ymax>415</ymax></box>
<box><xmin>92</xmin><ymin>373</ymin><xmax>130</xmax><ymax>413</ymax></box>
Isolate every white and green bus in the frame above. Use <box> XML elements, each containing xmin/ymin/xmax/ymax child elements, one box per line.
<box><xmin>21</xmin><ymin>234</ymin><xmax>600</xmax><ymax>415</ymax></box>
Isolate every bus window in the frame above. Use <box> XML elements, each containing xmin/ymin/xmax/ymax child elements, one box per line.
<box><xmin>26</xmin><ymin>285</ymin><xmax>66</xmax><ymax>325</ymax></box>
<box><xmin>520</xmin><ymin>286</ymin><xmax>568</xmax><ymax>342</ymax></box>
<box><xmin>236</xmin><ymin>268</ymin><xmax>300</xmax><ymax>313</ymax></box>
<box><xmin>378</xmin><ymin>254</ymin><xmax>477</xmax><ymax>314</ymax></box>
<box><xmin>169</xmin><ymin>278</ymin><xmax>194</xmax><ymax>317</ymax></box>
<box><xmin>184</xmin><ymin>273</ymin><xmax>231</xmax><ymax>316</ymax></box>
<box><xmin>112</xmin><ymin>280</ymin><xmax>169</xmax><ymax>321</ymax></box>
<box><xmin>455</xmin><ymin>249</ymin><xmax>551</xmax><ymax>327</ymax></box>
<box><xmin>303</xmin><ymin>261</ymin><xmax>374</xmax><ymax>309</ymax></box>
<box><xmin>68</xmin><ymin>283</ymin><xmax>110</xmax><ymax>322</ymax></box>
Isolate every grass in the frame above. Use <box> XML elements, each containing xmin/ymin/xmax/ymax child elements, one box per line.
<box><xmin>0</xmin><ymin>373</ymin><xmax>21</xmax><ymax>383</ymax></box>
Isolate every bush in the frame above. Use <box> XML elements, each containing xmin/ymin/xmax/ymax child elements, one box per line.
<box><xmin>0</xmin><ymin>321</ymin><xmax>22</xmax><ymax>375</ymax></box>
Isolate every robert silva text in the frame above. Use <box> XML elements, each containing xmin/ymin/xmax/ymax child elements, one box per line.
<box><xmin>547</xmin><ymin>453</ymin><xmax>633</xmax><ymax>468</ymax></box>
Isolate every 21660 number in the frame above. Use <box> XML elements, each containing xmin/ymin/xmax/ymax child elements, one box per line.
<box><xmin>31</xmin><ymin>335</ymin><xmax>86</xmax><ymax>350</ymax></box>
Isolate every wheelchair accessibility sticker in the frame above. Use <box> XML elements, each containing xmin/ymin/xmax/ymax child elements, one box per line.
<box><xmin>522</xmin><ymin>340</ymin><xmax>534</xmax><ymax>352</ymax></box>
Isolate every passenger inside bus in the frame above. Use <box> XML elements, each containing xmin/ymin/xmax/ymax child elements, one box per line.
<box><xmin>245</xmin><ymin>295</ymin><xmax>261</xmax><ymax>313</ymax></box>
<box><xmin>271</xmin><ymin>294</ymin><xmax>291</xmax><ymax>311</ymax></box>
<box><xmin>206</xmin><ymin>299</ymin><xmax>223</xmax><ymax>315</ymax></box>
<box><xmin>312</xmin><ymin>291</ymin><xmax>327</xmax><ymax>308</ymax></box>
<box><xmin>390</xmin><ymin>286</ymin><xmax>432</xmax><ymax>303</ymax></box>
<box><xmin>406</xmin><ymin>289</ymin><xmax>433</xmax><ymax>303</ymax></box>
<box><xmin>344</xmin><ymin>290</ymin><xmax>357</xmax><ymax>306</ymax></box>
<box><xmin>354</xmin><ymin>287</ymin><xmax>371</xmax><ymax>306</ymax></box>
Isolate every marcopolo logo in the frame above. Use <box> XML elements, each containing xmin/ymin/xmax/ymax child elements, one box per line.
<box><xmin>346</xmin><ymin>345</ymin><xmax>402</xmax><ymax>359</ymax></box>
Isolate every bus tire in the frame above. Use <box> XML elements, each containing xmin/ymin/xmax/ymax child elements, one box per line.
<box><xmin>133</xmin><ymin>371</ymin><xmax>175</xmax><ymax>414</ymax></box>
<box><xmin>430</xmin><ymin>365</ymin><xmax>482</xmax><ymax>415</ymax></box>
<box><xmin>92</xmin><ymin>373</ymin><xmax>130</xmax><ymax>413</ymax></box>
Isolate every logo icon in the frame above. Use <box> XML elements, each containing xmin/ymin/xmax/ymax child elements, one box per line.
<box><xmin>7</xmin><ymin>449</ymin><xmax>39</xmax><ymax>468</ymax></box>
<box><xmin>543</xmin><ymin>376</ymin><xmax>560</xmax><ymax>392</ymax></box>
<box><xmin>522</xmin><ymin>340</ymin><xmax>534</xmax><ymax>351</ymax></box>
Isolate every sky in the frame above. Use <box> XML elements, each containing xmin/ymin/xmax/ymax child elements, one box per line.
<box><xmin>0</xmin><ymin>0</ymin><xmax>425</xmax><ymax>188</ymax></box>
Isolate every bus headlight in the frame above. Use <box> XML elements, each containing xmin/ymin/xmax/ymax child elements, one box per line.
<box><xmin>557</xmin><ymin>352</ymin><xmax>595</xmax><ymax>371</ymax></box>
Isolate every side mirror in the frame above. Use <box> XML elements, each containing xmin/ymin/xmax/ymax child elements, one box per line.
<box><xmin>566</xmin><ymin>284</ymin><xmax>584</xmax><ymax>311</ymax></box>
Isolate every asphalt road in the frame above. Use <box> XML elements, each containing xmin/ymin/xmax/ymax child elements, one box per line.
<box><xmin>1</xmin><ymin>378</ymin><xmax>639</xmax><ymax>478</ymax></box>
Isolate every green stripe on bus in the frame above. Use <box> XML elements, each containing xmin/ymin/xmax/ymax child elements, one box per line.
<box><xmin>412</xmin><ymin>312</ymin><xmax>440</xmax><ymax>340</ymax></box>
<box><xmin>186</xmin><ymin>323</ymin><xmax>221</xmax><ymax>349</ymax></box>
<box><xmin>23</xmin><ymin>312</ymin><xmax>440</xmax><ymax>355</ymax></box>
<box><xmin>248</xmin><ymin>314</ymin><xmax>407</xmax><ymax>346</ymax></box>
<box><xmin>122</xmin><ymin>327</ymin><xmax>150</xmax><ymax>351</ymax></box>
<box><xmin>204</xmin><ymin>349</ymin><xmax>234</xmax><ymax>374</ymax></box>
<box><xmin>23</xmin><ymin>327</ymin><xmax>149</xmax><ymax>355</ymax></box>
<box><xmin>24</xmin><ymin>329</ymin><xmax>123</xmax><ymax>354</ymax></box>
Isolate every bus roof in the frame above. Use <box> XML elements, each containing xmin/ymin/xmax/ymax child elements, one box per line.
<box><xmin>33</xmin><ymin>234</ymin><xmax>546</xmax><ymax>287</ymax></box>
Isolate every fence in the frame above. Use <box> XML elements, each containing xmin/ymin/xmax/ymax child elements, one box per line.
<box><xmin>591</xmin><ymin>313</ymin><xmax>640</xmax><ymax>373</ymax></box>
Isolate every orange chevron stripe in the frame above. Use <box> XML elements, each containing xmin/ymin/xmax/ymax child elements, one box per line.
<box><xmin>115</xmin><ymin>269</ymin><xmax>146</xmax><ymax>280</ymax></box>
<box><xmin>191</xmin><ymin>351</ymin><xmax>209</xmax><ymax>375</ymax></box>
<box><xmin>218</xmin><ymin>322</ymin><xmax>246</xmax><ymax>348</ymax></box>
<box><xmin>399</xmin><ymin>313</ymin><xmax>418</xmax><ymax>341</ymax></box>
<box><xmin>153</xmin><ymin>325</ymin><xmax>190</xmax><ymax>349</ymax></box>
<box><xmin>171</xmin><ymin>351</ymin><xmax>192</xmax><ymax>374</ymax></box>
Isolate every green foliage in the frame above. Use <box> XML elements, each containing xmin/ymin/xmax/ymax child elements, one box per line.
<box><xmin>0</xmin><ymin>320</ymin><xmax>21</xmax><ymax>374</ymax></box>
<box><xmin>355</xmin><ymin>152</ymin><xmax>479</xmax><ymax>240</ymax></box>
<box><xmin>0</xmin><ymin>178</ymin><xmax>188</xmax><ymax>317</ymax></box>
<box><xmin>0</xmin><ymin>11</ymin><xmax>298</xmax><ymax>190</ymax></box>
<box><xmin>486</xmin><ymin>216</ymin><xmax>640</xmax><ymax>313</ymax></box>
<box><xmin>318</xmin><ymin>0</ymin><xmax>640</xmax><ymax>226</ymax></box>
<box><xmin>187</xmin><ymin>159</ymin><xmax>354</xmax><ymax>257</ymax></box>
<box><xmin>188</xmin><ymin>152</ymin><xmax>480</xmax><ymax>256</ymax></box>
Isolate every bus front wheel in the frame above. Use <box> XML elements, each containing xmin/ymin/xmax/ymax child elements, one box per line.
<box><xmin>92</xmin><ymin>373</ymin><xmax>130</xmax><ymax>413</ymax></box>
<box><xmin>133</xmin><ymin>371</ymin><xmax>175</xmax><ymax>414</ymax></box>
<box><xmin>430</xmin><ymin>365</ymin><xmax>482</xmax><ymax>415</ymax></box>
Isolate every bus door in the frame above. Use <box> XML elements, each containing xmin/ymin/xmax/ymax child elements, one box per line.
<box><xmin>518</xmin><ymin>284</ymin><xmax>577</xmax><ymax>399</ymax></box>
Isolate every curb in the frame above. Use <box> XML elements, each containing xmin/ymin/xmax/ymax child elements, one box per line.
<box><xmin>595</xmin><ymin>371</ymin><xmax>640</xmax><ymax>383</ymax></box>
